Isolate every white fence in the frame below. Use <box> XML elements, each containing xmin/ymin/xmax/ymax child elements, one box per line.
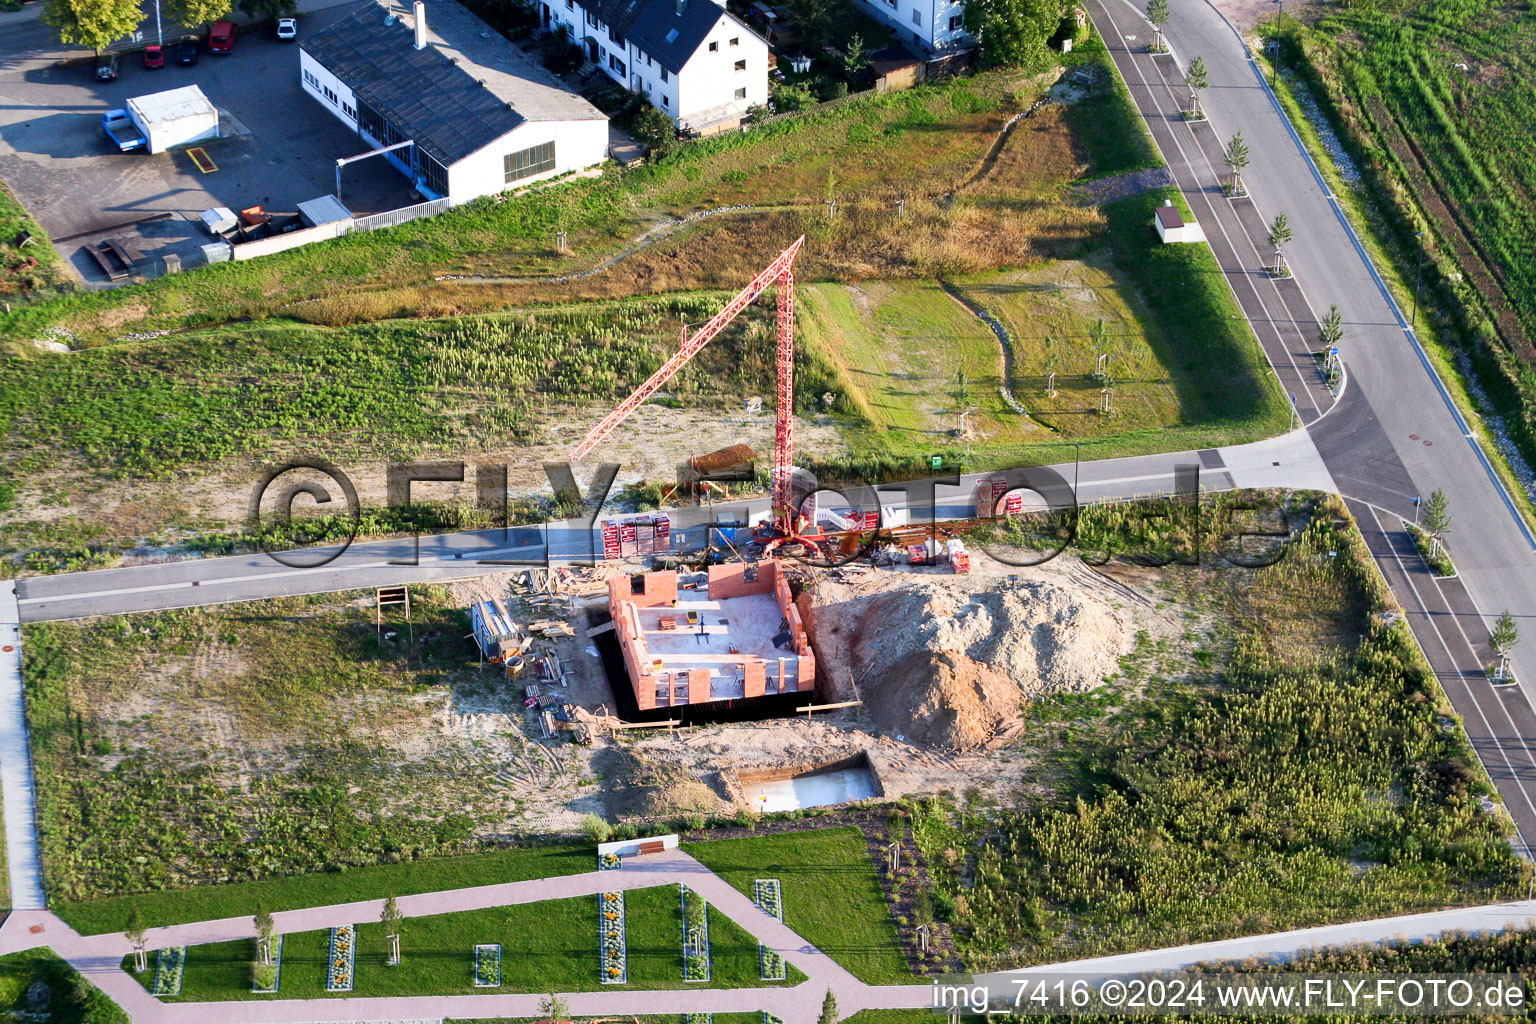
<box><xmin>349</xmin><ymin>197</ymin><xmax>450</xmax><ymax>234</ymax></box>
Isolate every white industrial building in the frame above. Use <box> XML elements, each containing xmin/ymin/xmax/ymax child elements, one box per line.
<box><xmin>129</xmin><ymin>85</ymin><xmax>219</xmax><ymax>154</ymax></box>
<box><xmin>850</xmin><ymin>0</ymin><xmax>970</xmax><ymax>55</ymax></box>
<box><xmin>545</xmin><ymin>0</ymin><xmax>769</xmax><ymax>134</ymax></box>
<box><xmin>300</xmin><ymin>0</ymin><xmax>608</xmax><ymax>206</ymax></box>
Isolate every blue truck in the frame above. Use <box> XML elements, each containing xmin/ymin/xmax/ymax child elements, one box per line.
<box><xmin>100</xmin><ymin>109</ymin><xmax>146</xmax><ymax>152</ymax></box>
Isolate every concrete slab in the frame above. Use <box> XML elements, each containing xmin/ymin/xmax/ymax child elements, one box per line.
<box><xmin>639</xmin><ymin>590</ymin><xmax>798</xmax><ymax>702</ymax></box>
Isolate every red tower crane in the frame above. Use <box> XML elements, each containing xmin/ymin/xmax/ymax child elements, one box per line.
<box><xmin>568</xmin><ymin>235</ymin><xmax>815</xmax><ymax>546</ymax></box>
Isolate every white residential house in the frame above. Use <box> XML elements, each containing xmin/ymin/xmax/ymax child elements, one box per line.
<box><xmin>544</xmin><ymin>0</ymin><xmax>770</xmax><ymax>134</ymax></box>
<box><xmin>851</xmin><ymin>0</ymin><xmax>971</xmax><ymax>55</ymax></box>
<box><xmin>301</xmin><ymin>0</ymin><xmax>609</xmax><ymax>206</ymax></box>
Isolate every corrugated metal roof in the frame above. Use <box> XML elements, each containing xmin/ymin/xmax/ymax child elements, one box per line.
<box><xmin>302</xmin><ymin>0</ymin><xmax>605</xmax><ymax>167</ymax></box>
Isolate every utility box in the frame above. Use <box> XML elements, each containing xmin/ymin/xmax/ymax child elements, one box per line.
<box><xmin>127</xmin><ymin>85</ymin><xmax>219</xmax><ymax>154</ymax></box>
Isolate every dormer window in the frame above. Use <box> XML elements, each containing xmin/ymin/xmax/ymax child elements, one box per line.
<box><xmin>709</xmin><ymin>40</ymin><xmax>718</xmax><ymax>50</ymax></box>
<box><xmin>730</xmin><ymin>36</ymin><xmax>739</xmax><ymax>45</ymax></box>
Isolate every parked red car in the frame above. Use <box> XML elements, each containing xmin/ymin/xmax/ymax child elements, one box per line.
<box><xmin>142</xmin><ymin>44</ymin><xmax>165</xmax><ymax>69</ymax></box>
<box><xmin>208</xmin><ymin>19</ymin><xmax>236</xmax><ymax>54</ymax></box>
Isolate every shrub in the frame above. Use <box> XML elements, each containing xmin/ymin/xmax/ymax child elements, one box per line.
<box><xmin>580</xmin><ymin>815</ymin><xmax>612</xmax><ymax>844</ymax></box>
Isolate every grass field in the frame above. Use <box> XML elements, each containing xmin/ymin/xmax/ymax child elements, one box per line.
<box><xmin>0</xmin><ymin>950</ymin><xmax>128</xmax><ymax>1023</ymax></box>
<box><xmin>1283</xmin><ymin>0</ymin><xmax>1536</xmax><ymax>481</ymax></box>
<box><xmin>0</xmin><ymin>180</ymin><xmax>68</xmax><ymax>303</ymax></box>
<box><xmin>25</xmin><ymin>585</ymin><xmax>611</xmax><ymax>910</ymax></box>
<box><xmin>0</xmin><ymin>72</ymin><xmax>1035</xmax><ymax>351</ymax></box>
<box><xmin>56</xmin><ymin>840</ymin><xmax>593</xmax><ymax>937</ymax></box>
<box><xmin>910</xmin><ymin>496</ymin><xmax>1523</xmax><ymax>970</ymax></box>
<box><xmin>684</xmin><ymin>827</ymin><xmax>909</xmax><ymax>986</ymax></box>
<box><xmin>121</xmin><ymin>885</ymin><xmax>802</xmax><ymax>999</ymax></box>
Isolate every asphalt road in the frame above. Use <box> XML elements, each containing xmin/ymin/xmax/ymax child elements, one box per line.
<box><xmin>12</xmin><ymin>428</ymin><xmax>1333</xmax><ymax>619</ymax></box>
<box><xmin>1091</xmin><ymin>0</ymin><xmax>1536</xmax><ymax>853</ymax></box>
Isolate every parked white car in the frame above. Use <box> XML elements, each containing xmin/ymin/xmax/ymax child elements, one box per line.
<box><xmin>276</xmin><ymin>17</ymin><xmax>297</xmax><ymax>40</ymax></box>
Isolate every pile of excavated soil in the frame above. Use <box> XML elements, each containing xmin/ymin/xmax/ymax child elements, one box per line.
<box><xmin>814</xmin><ymin>571</ymin><xmax>1133</xmax><ymax>751</ymax></box>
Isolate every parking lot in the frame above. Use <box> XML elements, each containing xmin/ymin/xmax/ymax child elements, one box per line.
<box><xmin>0</xmin><ymin>4</ymin><xmax>418</xmax><ymax>283</ymax></box>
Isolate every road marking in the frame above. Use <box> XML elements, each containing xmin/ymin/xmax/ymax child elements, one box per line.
<box><xmin>186</xmin><ymin>147</ymin><xmax>217</xmax><ymax>173</ymax></box>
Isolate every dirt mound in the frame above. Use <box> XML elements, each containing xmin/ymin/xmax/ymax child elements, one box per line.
<box><xmin>819</xmin><ymin>573</ymin><xmax>1132</xmax><ymax>750</ymax></box>
<box><xmin>598</xmin><ymin>746</ymin><xmax>727</xmax><ymax>818</ymax></box>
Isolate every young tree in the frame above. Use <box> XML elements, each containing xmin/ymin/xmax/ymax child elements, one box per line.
<box><xmin>1421</xmin><ymin>488</ymin><xmax>1452</xmax><ymax>556</ymax></box>
<box><xmin>539</xmin><ymin>992</ymin><xmax>571</xmax><ymax>1018</ymax></box>
<box><xmin>254</xmin><ymin>902</ymin><xmax>275</xmax><ymax>966</ymax></box>
<box><xmin>1319</xmin><ymin>304</ymin><xmax>1343</xmax><ymax>350</ymax></box>
<box><xmin>965</xmin><ymin>0</ymin><xmax>1061</xmax><ymax>70</ymax></box>
<box><xmin>125</xmin><ymin>908</ymin><xmax>149</xmax><ymax>973</ymax></box>
<box><xmin>1490</xmin><ymin>609</ymin><xmax>1520</xmax><ymax>680</ymax></box>
<box><xmin>1185</xmin><ymin>55</ymin><xmax>1208</xmax><ymax>120</ymax></box>
<box><xmin>630</xmin><ymin>103</ymin><xmax>677</xmax><ymax>155</ymax></box>
<box><xmin>1267</xmin><ymin>212</ymin><xmax>1294</xmax><ymax>276</ymax></box>
<box><xmin>820</xmin><ymin>988</ymin><xmax>839</xmax><ymax>1024</ymax></box>
<box><xmin>953</xmin><ymin>368</ymin><xmax>973</xmax><ymax>410</ymax></box>
<box><xmin>381</xmin><ymin>896</ymin><xmax>404</xmax><ymax>966</ymax></box>
<box><xmin>1224</xmin><ymin>130</ymin><xmax>1250</xmax><ymax>197</ymax></box>
<box><xmin>41</xmin><ymin>0</ymin><xmax>143</xmax><ymax>54</ymax></box>
<box><xmin>164</xmin><ymin>0</ymin><xmax>232</xmax><ymax>28</ymax></box>
<box><xmin>1146</xmin><ymin>0</ymin><xmax>1170</xmax><ymax>53</ymax></box>
<box><xmin>842</xmin><ymin>33</ymin><xmax>869</xmax><ymax>80</ymax></box>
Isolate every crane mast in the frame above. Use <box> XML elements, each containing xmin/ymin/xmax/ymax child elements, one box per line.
<box><xmin>568</xmin><ymin>236</ymin><xmax>808</xmax><ymax>533</ymax></box>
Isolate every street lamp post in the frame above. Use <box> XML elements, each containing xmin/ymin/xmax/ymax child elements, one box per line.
<box><xmin>155</xmin><ymin>0</ymin><xmax>163</xmax><ymax>46</ymax></box>
<box><xmin>1410</xmin><ymin>231</ymin><xmax>1426</xmax><ymax>330</ymax></box>
<box><xmin>1271</xmin><ymin>0</ymin><xmax>1283</xmax><ymax>87</ymax></box>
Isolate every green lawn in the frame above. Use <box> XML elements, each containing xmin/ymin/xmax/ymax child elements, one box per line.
<box><xmin>59</xmin><ymin>843</ymin><xmax>591</xmax><ymax>937</ymax></box>
<box><xmin>684</xmin><ymin>827</ymin><xmax>910</xmax><ymax>986</ymax></box>
<box><xmin>123</xmin><ymin>886</ymin><xmax>801</xmax><ymax>999</ymax></box>
<box><xmin>0</xmin><ymin>949</ymin><xmax>127</xmax><ymax>1024</ymax></box>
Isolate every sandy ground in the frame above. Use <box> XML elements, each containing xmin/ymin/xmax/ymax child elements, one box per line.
<box><xmin>4</xmin><ymin>403</ymin><xmax>851</xmax><ymax>545</ymax></box>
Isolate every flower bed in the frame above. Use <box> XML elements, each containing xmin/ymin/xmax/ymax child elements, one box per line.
<box><xmin>753</xmin><ymin>877</ymin><xmax>787</xmax><ymax>981</ymax></box>
<box><xmin>600</xmin><ymin>891</ymin><xmax>627</xmax><ymax>984</ymax></box>
<box><xmin>680</xmin><ymin>884</ymin><xmax>712</xmax><ymax>982</ymax></box>
<box><xmin>753</xmin><ymin>878</ymin><xmax>784</xmax><ymax>921</ymax></box>
<box><xmin>599</xmin><ymin>851</ymin><xmax>622</xmax><ymax>871</ymax></box>
<box><xmin>326</xmin><ymin>925</ymin><xmax>356</xmax><ymax>992</ymax></box>
<box><xmin>251</xmin><ymin>935</ymin><xmax>283</xmax><ymax>994</ymax></box>
<box><xmin>473</xmin><ymin>943</ymin><xmax>501</xmax><ymax>988</ymax></box>
<box><xmin>685</xmin><ymin>1015</ymin><xmax>713</xmax><ymax>1024</ymax></box>
<box><xmin>1406</xmin><ymin>522</ymin><xmax>1456</xmax><ymax>578</ymax></box>
<box><xmin>151</xmin><ymin>946</ymin><xmax>185</xmax><ymax>997</ymax></box>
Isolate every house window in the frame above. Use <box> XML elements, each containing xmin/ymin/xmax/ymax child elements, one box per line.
<box><xmin>734</xmin><ymin>58</ymin><xmax>745</xmax><ymax>70</ymax></box>
<box><xmin>586</xmin><ymin>10</ymin><xmax>595</xmax><ymax>24</ymax></box>
<box><xmin>911</xmin><ymin>8</ymin><xmax>921</xmax><ymax>24</ymax></box>
<box><xmin>662</xmin><ymin>94</ymin><xmax>670</xmax><ymax>107</ymax></box>
<box><xmin>357</xmin><ymin>99</ymin><xmax>407</xmax><ymax>150</ymax></box>
<box><xmin>609</xmin><ymin>27</ymin><xmax>624</xmax><ymax>45</ymax></box>
<box><xmin>949</xmin><ymin>13</ymin><xmax>961</xmax><ymax>28</ymax></box>
<box><xmin>610</xmin><ymin>54</ymin><xmax>626</xmax><ymax>75</ymax></box>
<box><xmin>303</xmin><ymin>69</ymin><xmax>318</xmax><ymax>88</ymax></box>
<box><xmin>660</xmin><ymin>67</ymin><xmax>669</xmax><ymax>81</ymax></box>
<box><xmin>734</xmin><ymin>86</ymin><xmax>746</xmax><ymax>98</ymax></box>
<box><xmin>342</xmin><ymin>102</ymin><xmax>356</xmax><ymax>119</ymax></box>
<box><xmin>565</xmin><ymin>0</ymin><xmax>571</xmax><ymax>7</ymax></box>
<box><xmin>730</xmin><ymin>36</ymin><xmax>739</xmax><ymax>45</ymax></box>
<box><xmin>504</xmin><ymin>140</ymin><xmax>557</xmax><ymax>183</ymax></box>
<box><xmin>912</xmin><ymin>30</ymin><xmax>921</xmax><ymax>45</ymax></box>
<box><xmin>323</xmin><ymin>85</ymin><xmax>338</xmax><ymax>104</ymax></box>
<box><xmin>709</xmin><ymin>40</ymin><xmax>718</xmax><ymax>50</ymax></box>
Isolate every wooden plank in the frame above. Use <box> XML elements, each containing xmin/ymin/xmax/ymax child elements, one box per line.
<box><xmin>584</xmin><ymin>620</ymin><xmax>616</xmax><ymax>637</ymax></box>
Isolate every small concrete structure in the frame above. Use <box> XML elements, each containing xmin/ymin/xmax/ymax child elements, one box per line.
<box><xmin>298</xmin><ymin>194</ymin><xmax>353</xmax><ymax>228</ymax></box>
<box><xmin>128</xmin><ymin>85</ymin><xmax>219</xmax><ymax>154</ymax></box>
<box><xmin>1154</xmin><ymin>199</ymin><xmax>1205</xmax><ymax>243</ymax></box>
<box><xmin>609</xmin><ymin>562</ymin><xmax>815</xmax><ymax>711</ymax></box>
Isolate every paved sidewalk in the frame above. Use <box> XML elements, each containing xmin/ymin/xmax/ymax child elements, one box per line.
<box><xmin>0</xmin><ymin>582</ymin><xmax>44</xmax><ymax>910</ymax></box>
<box><xmin>4</xmin><ymin>850</ymin><xmax>1534</xmax><ymax>1024</ymax></box>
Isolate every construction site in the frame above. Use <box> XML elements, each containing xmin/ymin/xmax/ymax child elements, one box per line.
<box><xmin>425</xmin><ymin>236</ymin><xmax>1155</xmax><ymax>827</ymax></box>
